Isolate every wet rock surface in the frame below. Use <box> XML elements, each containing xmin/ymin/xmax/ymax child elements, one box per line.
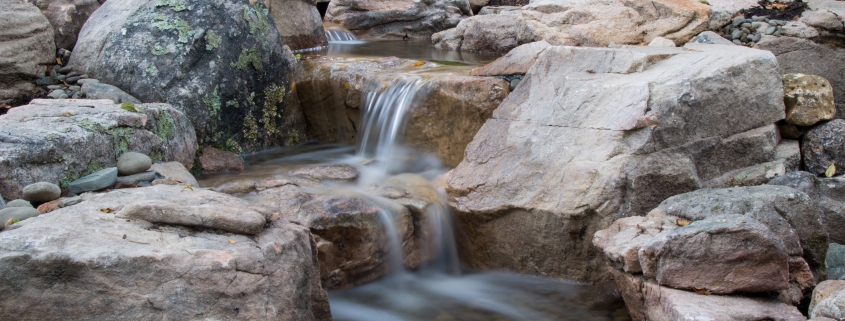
<box><xmin>69</xmin><ymin>0</ymin><xmax>306</xmax><ymax>152</ymax></box>
<box><xmin>325</xmin><ymin>0</ymin><xmax>471</xmax><ymax>39</ymax></box>
<box><xmin>0</xmin><ymin>185</ymin><xmax>331</xmax><ymax>320</ymax></box>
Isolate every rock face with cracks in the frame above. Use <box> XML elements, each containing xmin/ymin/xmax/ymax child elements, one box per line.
<box><xmin>26</xmin><ymin>0</ymin><xmax>102</xmax><ymax>50</ymax></box>
<box><xmin>0</xmin><ymin>0</ymin><xmax>55</xmax><ymax>102</ymax></box>
<box><xmin>0</xmin><ymin>185</ymin><xmax>331</xmax><ymax>321</ymax></box>
<box><xmin>0</xmin><ymin>99</ymin><xmax>196</xmax><ymax>200</ymax></box>
<box><xmin>325</xmin><ymin>0</ymin><xmax>472</xmax><ymax>39</ymax></box>
<box><xmin>69</xmin><ymin>0</ymin><xmax>306</xmax><ymax>152</ymax></box>
<box><xmin>446</xmin><ymin>43</ymin><xmax>787</xmax><ymax>282</ymax></box>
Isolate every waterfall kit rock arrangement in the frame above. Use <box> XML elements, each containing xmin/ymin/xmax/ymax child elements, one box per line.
<box><xmin>2</xmin><ymin>0</ymin><xmax>845</xmax><ymax>319</ymax></box>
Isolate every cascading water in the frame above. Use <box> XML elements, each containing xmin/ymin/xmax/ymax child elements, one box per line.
<box><xmin>325</xmin><ymin>29</ymin><xmax>359</xmax><ymax>42</ymax></box>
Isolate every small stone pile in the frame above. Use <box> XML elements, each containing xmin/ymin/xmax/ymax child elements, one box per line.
<box><xmin>35</xmin><ymin>49</ymin><xmax>99</xmax><ymax>99</ymax></box>
<box><xmin>718</xmin><ymin>16</ymin><xmax>791</xmax><ymax>46</ymax></box>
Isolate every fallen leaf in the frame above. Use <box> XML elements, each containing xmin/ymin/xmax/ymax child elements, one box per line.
<box><xmin>56</xmin><ymin>58</ymin><xmax>62</xmax><ymax>65</ymax></box>
<box><xmin>676</xmin><ymin>218</ymin><xmax>691</xmax><ymax>227</ymax></box>
<box><xmin>692</xmin><ymin>287</ymin><xmax>710</xmax><ymax>295</ymax></box>
<box><xmin>228</xmin><ymin>238</ymin><xmax>236</xmax><ymax>244</ymax></box>
<box><xmin>63</xmin><ymin>112</ymin><xmax>73</xmax><ymax>117</ymax></box>
<box><xmin>99</xmin><ymin>208</ymin><xmax>113</xmax><ymax>213</ymax></box>
<box><xmin>181</xmin><ymin>184</ymin><xmax>194</xmax><ymax>192</ymax></box>
<box><xmin>586</xmin><ymin>69</ymin><xmax>596</xmax><ymax>74</ymax></box>
<box><xmin>413</xmin><ymin>61</ymin><xmax>425</xmax><ymax>67</ymax></box>
<box><xmin>5</xmin><ymin>218</ymin><xmax>18</xmax><ymax>228</ymax></box>
<box><xmin>344</xmin><ymin>83</ymin><xmax>349</xmax><ymax>90</ymax></box>
<box><xmin>826</xmin><ymin>163</ymin><xmax>836</xmax><ymax>178</ymax></box>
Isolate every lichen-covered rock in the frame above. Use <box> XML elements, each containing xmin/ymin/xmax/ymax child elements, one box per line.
<box><xmin>325</xmin><ymin>0</ymin><xmax>472</xmax><ymax>39</ymax></box>
<box><xmin>69</xmin><ymin>0</ymin><xmax>307</xmax><ymax>152</ymax></box>
<box><xmin>0</xmin><ymin>0</ymin><xmax>55</xmax><ymax>102</ymax></box>
<box><xmin>263</xmin><ymin>0</ymin><xmax>327</xmax><ymax>50</ymax></box>
<box><xmin>25</xmin><ymin>0</ymin><xmax>101</xmax><ymax>50</ymax></box>
<box><xmin>803</xmin><ymin>119</ymin><xmax>845</xmax><ymax>176</ymax></box>
<box><xmin>446</xmin><ymin>44</ymin><xmax>786</xmax><ymax>282</ymax></box>
<box><xmin>0</xmin><ymin>99</ymin><xmax>196</xmax><ymax>199</ymax></box>
<box><xmin>769</xmin><ymin>172</ymin><xmax>845</xmax><ymax>244</ymax></box>
<box><xmin>433</xmin><ymin>0</ymin><xmax>710</xmax><ymax>52</ymax></box>
<box><xmin>783</xmin><ymin>74</ymin><xmax>836</xmax><ymax>126</ymax></box>
<box><xmin>0</xmin><ymin>185</ymin><xmax>331</xmax><ymax>320</ymax></box>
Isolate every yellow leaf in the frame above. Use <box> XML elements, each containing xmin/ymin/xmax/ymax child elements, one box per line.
<box><xmin>99</xmin><ymin>208</ymin><xmax>113</xmax><ymax>213</ymax></box>
<box><xmin>344</xmin><ymin>83</ymin><xmax>349</xmax><ymax>90</ymax></box>
<box><xmin>181</xmin><ymin>184</ymin><xmax>194</xmax><ymax>192</ymax></box>
<box><xmin>228</xmin><ymin>238</ymin><xmax>236</xmax><ymax>244</ymax></box>
<box><xmin>693</xmin><ymin>287</ymin><xmax>710</xmax><ymax>295</ymax></box>
<box><xmin>826</xmin><ymin>163</ymin><xmax>836</xmax><ymax>178</ymax></box>
<box><xmin>676</xmin><ymin>218</ymin><xmax>691</xmax><ymax>227</ymax></box>
<box><xmin>413</xmin><ymin>61</ymin><xmax>425</xmax><ymax>67</ymax></box>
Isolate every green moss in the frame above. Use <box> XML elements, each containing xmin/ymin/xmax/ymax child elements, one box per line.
<box><xmin>243</xmin><ymin>3</ymin><xmax>270</xmax><ymax>37</ymax></box>
<box><xmin>226</xmin><ymin>99</ymin><xmax>239</xmax><ymax>108</ymax></box>
<box><xmin>246</xmin><ymin>92</ymin><xmax>255</xmax><ymax>106</ymax></box>
<box><xmin>224</xmin><ymin>138</ymin><xmax>242</xmax><ymax>154</ymax></box>
<box><xmin>60</xmin><ymin>160</ymin><xmax>104</xmax><ymax>190</ymax></box>
<box><xmin>77</xmin><ymin>119</ymin><xmax>106</xmax><ymax>132</ymax></box>
<box><xmin>121</xmin><ymin>102</ymin><xmax>140</xmax><ymax>113</ymax></box>
<box><xmin>152</xmin><ymin>14</ymin><xmax>195</xmax><ymax>43</ymax></box>
<box><xmin>262</xmin><ymin>84</ymin><xmax>285</xmax><ymax>135</ymax></box>
<box><xmin>150</xmin><ymin>43</ymin><xmax>170</xmax><ymax>56</ymax></box>
<box><xmin>155</xmin><ymin>0</ymin><xmax>190</xmax><ymax>11</ymax></box>
<box><xmin>205</xmin><ymin>30</ymin><xmax>222</xmax><ymax>51</ymax></box>
<box><xmin>203</xmin><ymin>87</ymin><xmax>221</xmax><ymax>118</ymax></box>
<box><xmin>244</xmin><ymin>113</ymin><xmax>259</xmax><ymax>141</ymax></box>
<box><xmin>231</xmin><ymin>47</ymin><xmax>263</xmax><ymax>71</ymax></box>
<box><xmin>111</xmin><ymin>127</ymin><xmax>136</xmax><ymax>157</ymax></box>
<box><xmin>156</xmin><ymin>110</ymin><xmax>176</xmax><ymax>143</ymax></box>
<box><xmin>45</xmin><ymin>133</ymin><xmax>59</xmax><ymax>141</ymax></box>
<box><xmin>149</xmin><ymin>151</ymin><xmax>164</xmax><ymax>162</ymax></box>
<box><xmin>143</xmin><ymin>65</ymin><xmax>159</xmax><ymax>77</ymax></box>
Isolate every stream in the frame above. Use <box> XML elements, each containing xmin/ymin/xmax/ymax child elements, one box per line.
<box><xmin>200</xmin><ymin>34</ymin><xmax>631</xmax><ymax>321</ymax></box>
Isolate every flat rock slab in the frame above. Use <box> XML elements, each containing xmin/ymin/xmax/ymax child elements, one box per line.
<box><xmin>0</xmin><ymin>184</ymin><xmax>330</xmax><ymax>320</ymax></box>
<box><xmin>117</xmin><ymin>198</ymin><xmax>266</xmax><ymax>235</ymax></box>
<box><xmin>67</xmin><ymin>167</ymin><xmax>117</xmax><ymax>195</ymax></box>
<box><xmin>611</xmin><ymin>269</ymin><xmax>806</xmax><ymax>321</ymax></box>
<box><xmin>592</xmin><ymin>214</ymin><xmax>680</xmax><ymax>273</ymax></box>
<box><xmin>639</xmin><ymin>214</ymin><xmax>790</xmax><ymax>294</ymax></box>
<box><xmin>0</xmin><ymin>99</ymin><xmax>196</xmax><ymax>199</ymax></box>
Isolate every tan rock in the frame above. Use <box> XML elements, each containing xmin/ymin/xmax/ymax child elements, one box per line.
<box><xmin>325</xmin><ymin>0</ymin><xmax>471</xmax><ymax>39</ymax></box>
<box><xmin>0</xmin><ymin>0</ymin><xmax>55</xmax><ymax>101</ymax></box>
<box><xmin>199</xmin><ymin>147</ymin><xmax>244</xmax><ymax>174</ymax></box>
<box><xmin>811</xmin><ymin>280</ymin><xmax>845</xmax><ymax>319</ymax></box>
<box><xmin>592</xmin><ymin>214</ymin><xmax>679</xmax><ymax>273</ymax></box>
<box><xmin>783</xmin><ymin>73</ymin><xmax>836</xmax><ymax>126</ymax></box>
<box><xmin>471</xmin><ymin>40</ymin><xmax>551</xmax><ymax>76</ymax></box>
<box><xmin>263</xmin><ymin>0</ymin><xmax>327</xmax><ymax>50</ymax></box>
<box><xmin>150</xmin><ymin>162</ymin><xmax>199</xmax><ymax>187</ymax></box>
<box><xmin>26</xmin><ymin>0</ymin><xmax>101</xmax><ymax>49</ymax></box>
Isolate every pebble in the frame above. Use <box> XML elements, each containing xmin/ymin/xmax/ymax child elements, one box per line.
<box><xmin>117</xmin><ymin>152</ymin><xmax>153</xmax><ymax>176</ymax></box>
<box><xmin>48</xmin><ymin>90</ymin><xmax>66</xmax><ymax>99</ymax></box>
<box><xmin>66</xmin><ymin>71</ymin><xmax>78</xmax><ymax>78</ymax></box>
<box><xmin>731</xmin><ymin>30</ymin><xmax>742</xmax><ymax>39</ymax></box>
<box><xmin>754</xmin><ymin>16</ymin><xmax>767</xmax><ymax>22</ymax></box>
<box><xmin>68</xmin><ymin>85</ymin><xmax>80</xmax><ymax>91</ymax></box>
<box><xmin>751</xmin><ymin>22</ymin><xmax>762</xmax><ymax>28</ymax></box>
<box><xmin>59</xmin><ymin>94</ymin><xmax>68</xmax><ymax>99</ymax></box>
<box><xmin>36</xmin><ymin>77</ymin><xmax>51</xmax><ymax>86</ymax></box>
<box><xmin>732</xmin><ymin>17</ymin><xmax>745</xmax><ymax>27</ymax></box>
<box><xmin>65</xmin><ymin>76</ymin><xmax>80</xmax><ymax>84</ymax></box>
<box><xmin>58</xmin><ymin>65</ymin><xmax>73</xmax><ymax>73</ymax></box>
<box><xmin>741</xmin><ymin>23</ymin><xmax>752</xmax><ymax>28</ymax></box>
<box><xmin>509</xmin><ymin>78</ymin><xmax>522</xmax><ymax>91</ymax></box>
<box><xmin>49</xmin><ymin>68</ymin><xmax>57</xmax><ymax>78</ymax></box>
<box><xmin>765</xmin><ymin>27</ymin><xmax>776</xmax><ymax>35</ymax></box>
<box><xmin>22</xmin><ymin>182</ymin><xmax>61</xmax><ymax>203</ymax></box>
<box><xmin>79</xmin><ymin>74</ymin><xmax>88</xmax><ymax>78</ymax></box>
<box><xmin>6</xmin><ymin>199</ymin><xmax>33</xmax><ymax>208</ymax></box>
<box><xmin>733</xmin><ymin>39</ymin><xmax>743</xmax><ymax>45</ymax></box>
<box><xmin>58</xmin><ymin>196</ymin><xmax>83</xmax><ymax>208</ymax></box>
<box><xmin>751</xmin><ymin>34</ymin><xmax>762</xmax><ymax>42</ymax></box>
<box><xmin>0</xmin><ymin>207</ymin><xmax>40</xmax><ymax>226</ymax></box>
<box><xmin>68</xmin><ymin>167</ymin><xmax>118</xmax><ymax>195</ymax></box>
<box><xmin>0</xmin><ymin>194</ymin><xmax>4</xmax><ymax>210</ymax></box>
<box><xmin>47</xmin><ymin>85</ymin><xmax>64</xmax><ymax>90</ymax></box>
<box><xmin>115</xmin><ymin>171</ymin><xmax>156</xmax><ymax>187</ymax></box>
<box><xmin>77</xmin><ymin>79</ymin><xmax>99</xmax><ymax>85</ymax></box>
<box><xmin>56</xmin><ymin>75</ymin><xmax>66</xmax><ymax>81</ymax></box>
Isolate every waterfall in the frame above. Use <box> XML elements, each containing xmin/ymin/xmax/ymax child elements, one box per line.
<box><xmin>325</xmin><ymin>29</ymin><xmax>359</xmax><ymax>42</ymax></box>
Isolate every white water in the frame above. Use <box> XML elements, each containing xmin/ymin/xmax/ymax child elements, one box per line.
<box><xmin>326</xmin><ymin>29</ymin><xmax>361</xmax><ymax>43</ymax></box>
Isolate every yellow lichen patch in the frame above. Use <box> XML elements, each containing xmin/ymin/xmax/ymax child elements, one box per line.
<box><xmin>244</xmin><ymin>113</ymin><xmax>259</xmax><ymax>141</ymax></box>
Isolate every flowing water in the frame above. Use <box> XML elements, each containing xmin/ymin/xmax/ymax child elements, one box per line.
<box><xmin>201</xmin><ymin>39</ymin><xmax>630</xmax><ymax>321</ymax></box>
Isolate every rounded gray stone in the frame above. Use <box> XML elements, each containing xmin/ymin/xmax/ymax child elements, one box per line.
<box><xmin>0</xmin><ymin>207</ymin><xmax>40</xmax><ymax>225</ymax></box>
<box><xmin>68</xmin><ymin>167</ymin><xmax>118</xmax><ymax>195</ymax></box>
<box><xmin>58</xmin><ymin>196</ymin><xmax>83</xmax><ymax>208</ymax></box>
<box><xmin>22</xmin><ymin>182</ymin><xmax>61</xmax><ymax>203</ymax></box>
<box><xmin>6</xmin><ymin>199</ymin><xmax>33</xmax><ymax>208</ymax></box>
<box><xmin>117</xmin><ymin>152</ymin><xmax>152</xmax><ymax>176</ymax></box>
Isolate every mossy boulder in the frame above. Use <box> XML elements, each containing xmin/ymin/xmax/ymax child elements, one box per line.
<box><xmin>0</xmin><ymin>99</ymin><xmax>196</xmax><ymax>199</ymax></box>
<box><xmin>69</xmin><ymin>0</ymin><xmax>307</xmax><ymax>152</ymax></box>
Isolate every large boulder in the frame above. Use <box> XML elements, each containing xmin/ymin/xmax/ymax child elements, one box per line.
<box><xmin>756</xmin><ymin>36</ymin><xmax>845</xmax><ymax>120</ymax></box>
<box><xmin>69</xmin><ymin>0</ymin><xmax>307</xmax><ymax>152</ymax></box>
<box><xmin>433</xmin><ymin>0</ymin><xmax>710</xmax><ymax>53</ymax></box>
<box><xmin>610</xmin><ymin>268</ymin><xmax>806</xmax><ymax>321</ymax></box>
<box><xmin>324</xmin><ymin>0</ymin><xmax>472</xmax><ymax>39</ymax></box>
<box><xmin>296</xmin><ymin>57</ymin><xmax>509</xmax><ymax>167</ymax></box>
<box><xmin>0</xmin><ymin>99</ymin><xmax>196</xmax><ymax>200</ymax></box>
<box><xmin>0</xmin><ymin>0</ymin><xmax>55</xmax><ymax>102</ymax></box>
<box><xmin>0</xmin><ymin>185</ymin><xmax>331</xmax><ymax>320</ymax></box>
<box><xmin>263</xmin><ymin>0</ymin><xmax>327</xmax><ymax>51</ymax></box>
<box><xmin>782</xmin><ymin>73</ymin><xmax>837</xmax><ymax>127</ymax></box>
<box><xmin>446</xmin><ymin>43</ymin><xmax>787</xmax><ymax>282</ymax></box>
<box><xmin>26</xmin><ymin>0</ymin><xmax>101</xmax><ymax>50</ymax></box>
<box><xmin>769</xmin><ymin>172</ymin><xmax>845</xmax><ymax>244</ymax></box>
<box><xmin>811</xmin><ymin>280</ymin><xmax>845</xmax><ymax>320</ymax></box>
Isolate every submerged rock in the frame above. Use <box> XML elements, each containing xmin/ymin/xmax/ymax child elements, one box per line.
<box><xmin>447</xmin><ymin>43</ymin><xmax>788</xmax><ymax>282</ymax></box>
<box><xmin>0</xmin><ymin>185</ymin><xmax>331</xmax><ymax>320</ymax></box>
<box><xmin>0</xmin><ymin>99</ymin><xmax>196</xmax><ymax>199</ymax></box>
<box><xmin>69</xmin><ymin>0</ymin><xmax>306</xmax><ymax>152</ymax></box>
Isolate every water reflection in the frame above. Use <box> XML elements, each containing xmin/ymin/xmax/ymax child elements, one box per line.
<box><xmin>311</xmin><ymin>40</ymin><xmax>500</xmax><ymax>66</ymax></box>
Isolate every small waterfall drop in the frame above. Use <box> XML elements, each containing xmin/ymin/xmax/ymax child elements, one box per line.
<box><xmin>326</xmin><ymin>29</ymin><xmax>359</xmax><ymax>42</ymax></box>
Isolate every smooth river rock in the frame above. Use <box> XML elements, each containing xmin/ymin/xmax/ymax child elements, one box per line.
<box><xmin>446</xmin><ymin>43</ymin><xmax>787</xmax><ymax>282</ymax></box>
<box><xmin>117</xmin><ymin>152</ymin><xmax>152</xmax><ymax>176</ymax></box>
<box><xmin>0</xmin><ymin>185</ymin><xmax>331</xmax><ymax>320</ymax></box>
<box><xmin>22</xmin><ymin>182</ymin><xmax>61</xmax><ymax>203</ymax></box>
<box><xmin>0</xmin><ymin>99</ymin><xmax>196</xmax><ymax>199</ymax></box>
<box><xmin>67</xmin><ymin>167</ymin><xmax>117</xmax><ymax>195</ymax></box>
